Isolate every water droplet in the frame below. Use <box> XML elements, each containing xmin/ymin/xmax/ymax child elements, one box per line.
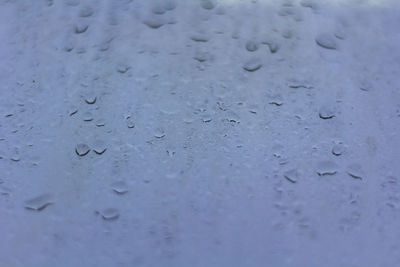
<box><xmin>246</xmin><ymin>40</ymin><xmax>258</xmax><ymax>52</ymax></box>
<box><xmin>163</xmin><ymin>1</ymin><xmax>176</xmax><ymax>11</ymax></box>
<box><xmin>25</xmin><ymin>194</ymin><xmax>53</xmax><ymax>211</ymax></box>
<box><xmin>316</xmin><ymin>161</ymin><xmax>338</xmax><ymax>176</ymax></box>
<box><xmin>201</xmin><ymin>0</ymin><xmax>216</xmax><ymax>10</ymax></box>
<box><xmin>284</xmin><ymin>169</ymin><xmax>298</xmax><ymax>183</ymax></box>
<box><xmin>154</xmin><ymin>129</ymin><xmax>166</xmax><ymax>138</ymax></box>
<box><xmin>117</xmin><ymin>64</ymin><xmax>130</xmax><ymax>74</ymax></box>
<box><xmin>319</xmin><ymin>106</ymin><xmax>335</xmax><ymax>120</ymax></box>
<box><xmin>79</xmin><ymin>6</ymin><xmax>94</xmax><ymax>17</ymax></box>
<box><xmin>111</xmin><ymin>181</ymin><xmax>129</xmax><ymax>194</ymax></box>
<box><xmin>190</xmin><ymin>33</ymin><xmax>210</xmax><ymax>42</ymax></box>
<box><xmin>83</xmin><ymin>111</ymin><xmax>93</xmax><ymax>121</ymax></box>
<box><xmin>193</xmin><ymin>51</ymin><xmax>208</xmax><ymax>62</ymax></box>
<box><xmin>143</xmin><ymin>17</ymin><xmax>164</xmax><ymax>29</ymax></box>
<box><xmin>226</xmin><ymin>111</ymin><xmax>240</xmax><ymax>123</ymax></box>
<box><xmin>243</xmin><ymin>58</ymin><xmax>262</xmax><ymax>72</ymax></box>
<box><xmin>84</xmin><ymin>95</ymin><xmax>97</xmax><ymax>105</ymax></box>
<box><xmin>126</xmin><ymin>116</ymin><xmax>135</xmax><ymax>128</ymax></box>
<box><xmin>347</xmin><ymin>164</ymin><xmax>364</xmax><ymax>180</ymax></box>
<box><xmin>202</xmin><ymin>115</ymin><xmax>212</xmax><ymax>123</ymax></box>
<box><xmin>101</xmin><ymin>208</ymin><xmax>119</xmax><ymax>221</ymax></box>
<box><xmin>315</xmin><ymin>34</ymin><xmax>337</xmax><ymax>50</ymax></box>
<box><xmin>75</xmin><ymin>143</ymin><xmax>90</xmax><ymax>157</ymax></box>
<box><xmin>269</xmin><ymin>95</ymin><xmax>284</xmax><ymax>106</ymax></box>
<box><xmin>95</xmin><ymin>118</ymin><xmax>106</xmax><ymax>127</ymax></box>
<box><xmin>75</xmin><ymin>23</ymin><xmax>89</xmax><ymax>34</ymax></box>
<box><xmin>92</xmin><ymin>140</ymin><xmax>106</xmax><ymax>155</ymax></box>
<box><xmin>151</xmin><ymin>5</ymin><xmax>165</xmax><ymax>15</ymax></box>
<box><xmin>332</xmin><ymin>143</ymin><xmax>345</xmax><ymax>156</ymax></box>
<box><xmin>68</xmin><ymin>105</ymin><xmax>78</xmax><ymax>116</ymax></box>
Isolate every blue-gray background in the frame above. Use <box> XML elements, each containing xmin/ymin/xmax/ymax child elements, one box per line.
<box><xmin>0</xmin><ymin>0</ymin><xmax>399</xmax><ymax>266</ymax></box>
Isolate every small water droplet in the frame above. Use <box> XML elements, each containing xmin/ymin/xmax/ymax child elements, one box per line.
<box><xmin>75</xmin><ymin>23</ymin><xmax>89</xmax><ymax>34</ymax></box>
<box><xmin>201</xmin><ymin>0</ymin><xmax>216</xmax><ymax>10</ymax></box>
<box><xmin>154</xmin><ymin>129</ymin><xmax>166</xmax><ymax>138</ymax></box>
<box><xmin>315</xmin><ymin>34</ymin><xmax>337</xmax><ymax>50</ymax></box>
<box><xmin>84</xmin><ymin>94</ymin><xmax>97</xmax><ymax>104</ymax></box>
<box><xmin>101</xmin><ymin>208</ymin><xmax>119</xmax><ymax>221</ymax></box>
<box><xmin>117</xmin><ymin>64</ymin><xmax>130</xmax><ymax>73</ymax></box>
<box><xmin>92</xmin><ymin>140</ymin><xmax>106</xmax><ymax>155</ymax></box>
<box><xmin>111</xmin><ymin>181</ymin><xmax>129</xmax><ymax>194</ymax></box>
<box><xmin>95</xmin><ymin>118</ymin><xmax>106</xmax><ymax>127</ymax></box>
<box><xmin>75</xmin><ymin>143</ymin><xmax>90</xmax><ymax>156</ymax></box>
<box><xmin>347</xmin><ymin>164</ymin><xmax>364</xmax><ymax>180</ymax></box>
<box><xmin>79</xmin><ymin>6</ymin><xmax>94</xmax><ymax>17</ymax></box>
<box><xmin>143</xmin><ymin>17</ymin><xmax>164</xmax><ymax>29</ymax></box>
<box><xmin>190</xmin><ymin>33</ymin><xmax>210</xmax><ymax>42</ymax></box>
<box><xmin>126</xmin><ymin>116</ymin><xmax>135</xmax><ymax>128</ymax></box>
<box><xmin>332</xmin><ymin>143</ymin><xmax>345</xmax><ymax>156</ymax></box>
<box><xmin>316</xmin><ymin>161</ymin><xmax>338</xmax><ymax>176</ymax></box>
<box><xmin>319</xmin><ymin>106</ymin><xmax>335</xmax><ymax>120</ymax></box>
<box><xmin>243</xmin><ymin>58</ymin><xmax>262</xmax><ymax>72</ymax></box>
<box><xmin>83</xmin><ymin>111</ymin><xmax>93</xmax><ymax>121</ymax></box>
<box><xmin>25</xmin><ymin>194</ymin><xmax>53</xmax><ymax>211</ymax></box>
<box><xmin>68</xmin><ymin>105</ymin><xmax>78</xmax><ymax>116</ymax></box>
<box><xmin>284</xmin><ymin>169</ymin><xmax>298</xmax><ymax>183</ymax></box>
<box><xmin>245</xmin><ymin>40</ymin><xmax>258</xmax><ymax>52</ymax></box>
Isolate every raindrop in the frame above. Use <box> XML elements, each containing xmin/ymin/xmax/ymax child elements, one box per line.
<box><xmin>284</xmin><ymin>169</ymin><xmax>298</xmax><ymax>183</ymax></box>
<box><xmin>264</xmin><ymin>41</ymin><xmax>279</xmax><ymax>54</ymax></box>
<box><xmin>68</xmin><ymin>105</ymin><xmax>78</xmax><ymax>116</ymax></box>
<box><xmin>163</xmin><ymin>1</ymin><xmax>176</xmax><ymax>11</ymax></box>
<box><xmin>95</xmin><ymin>118</ymin><xmax>106</xmax><ymax>127</ymax></box>
<box><xmin>226</xmin><ymin>111</ymin><xmax>240</xmax><ymax>123</ymax></box>
<box><xmin>193</xmin><ymin>51</ymin><xmax>208</xmax><ymax>62</ymax></box>
<box><xmin>315</xmin><ymin>34</ymin><xmax>337</xmax><ymax>50</ymax></box>
<box><xmin>126</xmin><ymin>116</ymin><xmax>135</xmax><ymax>128</ymax></box>
<box><xmin>243</xmin><ymin>58</ymin><xmax>262</xmax><ymax>72</ymax></box>
<box><xmin>201</xmin><ymin>0</ymin><xmax>216</xmax><ymax>10</ymax></box>
<box><xmin>79</xmin><ymin>6</ymin><xmax>94</xmax><ymax>17</ymax></box>
<box><xmin>202</xmin><ymin>116</ymin><xmax>212</xmax><ymax>123</ymax></box>
<box><xmin>154</xmin><ymin>129</ymin><xmax>166</xmax><ymax>138</ymax></box>
<box><xmin>84</xmin><ymin>94</ymin><xmax>97</xmax><ymax>105</ymax></box>
<box><xmin>117</xmin><ymin>64</ymin><xmax>130</xmax><ymax>74</ymax></box>
<box><xmin>246</xmin><ymin>41</ymin><xmax>258</xmax><ymax>52</ymax></box>
<box><xmin>83</xmin><ymin>111</ymin><xmax>93</xmax><ymax>121</ymax></box>
<box><xmin>143</xmin><ymin>17</ymin><xmax>164</xmax><ymax>29</ymax></box>
<box><xmin>92</xmin><ymin>140</ymin><xmax>106</xmax><ymax>155</ymax></box>
<box><xmin>151</xmin><ymin>5</ymin><xmax>165</xmax><ymax>15</ymax></box>
<box><xmin>272</xmin><ymin>144</ymin><xmax>284</xmax><ymax>158</ymax></box>
<box><xmin>319</xmin><ymin>106</ymin><xmax>335</xmax><ymax>120</ymax></box>
<box><xmin>75</xmin><ymin>143</ymin><xmax>90</xmax><ymax>157</ymax></box>
<box><xmin>332</xmin><ymin>143</ymin><xmax>345</xmax><ymax>156</ymax></box>
<box><xmin>75</xmin><ymin>23</ymin><xmax>89</xmax><ymax>34</ymax></box>
<box><xmin>316</xmin><ymin>161</ymin><xmax>338</xmax><ymax>176</ymax></box>
<box><xmin>347</xmin><ymin>164</ymin><xmax>364</xmax><ymax>180</ymax></box>
<box><xmin>190</xmin><ymin>33</ymin><xmax>210</xmax><ymax>42</ymax></box>
<box><xmin>269</xmin><ymin>95</ymin><xmax>284</xmax><ymax>106</ymax></box>
<box><xmin>111</xmin><ymin>181</ymin><xmax>129</xmax><ymax>195</ymax></box>
<box><xmin>100</xmin><ymin>208</ymin><xmax>119</xmax><ymax>221</ymax></box>
<box><xmin>25</xmin><ymin>194</ymin><xmax>53</xmax><ymax>211</ymax></box>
